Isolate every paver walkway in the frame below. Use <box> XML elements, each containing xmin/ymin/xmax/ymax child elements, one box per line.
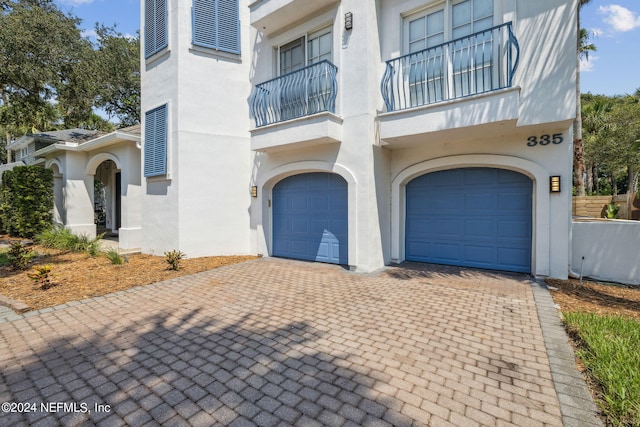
<box><xmin>0</xmin><ymin>258</ymin><xmax>601</xmax><ymax>426</ymax></box>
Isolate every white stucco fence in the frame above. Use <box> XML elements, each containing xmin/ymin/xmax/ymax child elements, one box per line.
<box><xmin>571</xmin><ymin>219</ymin><xmax>640</xmax><ymax>285</ymax></box>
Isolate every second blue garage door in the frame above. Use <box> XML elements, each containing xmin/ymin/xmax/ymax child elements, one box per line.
<box><xmin>273</xmin><ymin>173</ymin><xmax>348</xmax><ymax>265</ymax></box>
<box><xmin>406</xmin><ymin>168</ymin><xmax>532</xmax><ymax>273</ymax></box>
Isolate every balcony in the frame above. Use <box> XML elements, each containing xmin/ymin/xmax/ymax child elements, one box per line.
<box><xmin>249</xmin><ymin>60</ymin><xmax>342</xmax><ymax>152</ymax></box>
<box><xmin>250</xmin><ymin>0</ymin><xmax>340</xmax><ymax>36</ymax></box>
<box><xmin>379</xmin><ymin>22</ymin><xmax>521</xmax><ymax>148</ymax></box>
<box><xmin>381</xmin><ymin>22</ymin><xmax>519</xmax><ymax>112</ymax></box>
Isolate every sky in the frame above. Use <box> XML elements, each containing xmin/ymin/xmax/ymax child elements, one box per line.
<box><xmin>54</xmin><ymin>0</ymin><xmax>640</xmax><ymax>97</ymax></box>
<box><xmin>580</xmin><ymin>0</ymin><xmax>640</xmax><ymax>96</ymax></box>
<box><xmin>54</xmin><ymin>0</ymin><xmax>140</xmax><ymax>39</ymax></box>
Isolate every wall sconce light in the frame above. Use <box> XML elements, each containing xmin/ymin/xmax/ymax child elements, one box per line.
<box><xmin>549</xmin><ymin>176</ymin><xmax>561</xmax><ymax>193</ymax></box>
<box><xmin>345</xmin><ymin>12</ymin><xmax>353</xmax><ymax>31</ymax></box>
<box><xmin>251</xmin><ymin>186</ymin><xmax>258</xmax><ymax>198</ymax></box>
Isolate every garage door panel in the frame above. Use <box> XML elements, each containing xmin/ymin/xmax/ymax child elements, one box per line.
<box><xmin>465</xmin><ymin>193</ymin><xmax>497</xmax><ymax>210</ymax></box>
<box><xmin>498</xmin><ymin>220</ymin><xmax>530</xmax><ymax>238</ymax></box>
<box><xmin>498</xmin><ymin>192</ymin><xmax>530</xmax><ymax>210</ymax></box>
<box><xmin>464</xmin><ymin>219</ymin><xmax>495</xmax><ymax>237</ymax></box>
<box><xmin>406</xmin><ymin>168</ymin><xmax>531</xmax><ymax>273</ymax></box>
<box><xmin>465</xmin><ymin>168</ymin><xmax>497</xmax><ymax>185</ymax></box>
<box><xmin>432</xmin><ymin>242</ymin><xmax>462</xmax><ymax>261</ymax></box>
<box><xmin>273</xmin><ymin>173</ymin><xmax>348</xmax><ymax>265</ymax></box>
<box><xmin>429</xmin><ymin>219</ymin><xmax>462</xmax><ymax>236</ymax></box>
<box><xmin>465</xmin><ymin>245</ymin><xmax>496</xmax><ymax>263</ymax></box>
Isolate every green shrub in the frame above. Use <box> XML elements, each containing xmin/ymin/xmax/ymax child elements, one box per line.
<box><xmin>105</xmin><ymin>249</ymin><xmax>124</xmax><ymax>265</ymax></box>
<box><xmin>0</xmin><ymin>166</ymin><xmax>53</xmax><ymax>238</ymax></box>
<box><xmin>564</xmin><ymin>312</ymin><xmax>640</xmax><ymax>427</ymax></box>
<box><xmin>7</xmin><ymin>242</ymin><xmax>35</xmax><ymax>270</ymax></box>
<box><xmin>164</xmin><ymin>250</ymin><xmax>185</xmax><ymax>271</ymax></box>
<box><xmin>36</xmin><ymin>226</ymin><xmax>103</xmax><ymax>256</ymax></box>
<box><xmin>0</xmin><ymin>249</ymin><xmax>8</xmax><ymax>267</ymax></box>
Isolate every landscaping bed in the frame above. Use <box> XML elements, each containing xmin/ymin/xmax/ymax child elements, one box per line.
<box><xmin>0</xmin><ymin>244</ymin><xmax>256</xmax><ymax>311</ymax></box>
<box><xmin>547</xmin><ymin>278</ymin><xmax>640</xmax><ymax>427</ymax></box>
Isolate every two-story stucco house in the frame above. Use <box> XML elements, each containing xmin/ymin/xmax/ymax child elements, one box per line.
<box><xmin>141</xmin><ymin>0</ymin><xmax>577</xmax><ymax>278</ymax></box>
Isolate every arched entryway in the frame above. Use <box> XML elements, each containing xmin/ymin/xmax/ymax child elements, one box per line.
<box><xmin>405</xmin><ymin>167</ymin><xmax>532</xmax><ymax>273</ymax></box>
<box><xmin>272</xmin><ymin>172</ymin><xmax>348</xmax><ymax>265</ymax></box>
<box><xmin>94</xmin><ymin>160</ymin><xmax>121</xmax><ymax>235</ymax></box>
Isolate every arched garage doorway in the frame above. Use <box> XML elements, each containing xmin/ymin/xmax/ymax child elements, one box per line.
<box><xmin>405</xmin><ymin>167</ymin><xmax>532</xmax><ymax>273</ymax></box>
<box><xmin>272</xmin><ymin>172</ymin><xmax>348</xmax><ymax>265</ymax></box>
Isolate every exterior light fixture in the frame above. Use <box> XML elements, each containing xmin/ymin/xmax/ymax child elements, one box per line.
<box><xmin>251</xmin><ymin>186</ymin><xmax>258</xmax><ymax>198</ymax></box>
<box><xmin>345</xmin><ymin>12</ymin><xmax>353</xmax><ymax>31</ymax></box>
<box><xmin>549</xmin><ymin>176</ymin><xmax>561</xmax><ymax>193</ymax></box>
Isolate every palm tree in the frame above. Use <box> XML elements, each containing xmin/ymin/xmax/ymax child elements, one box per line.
<box><xmin>574</xmin><ymin>0</ymin><xmax>595</xmax><ymax>196</ymax></box>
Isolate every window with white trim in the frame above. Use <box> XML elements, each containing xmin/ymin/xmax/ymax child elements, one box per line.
<box><xmin>404</xmin><ymin>0</ymin><xmax>495</xmax><ymax>103</ymax></box>
<box><xmin>145</xmin><ymin>0</ymin><xmax>168</xmax><ymax>58</ymax></box>
<box><xmin>277</xmin><ymin>27</ymin><xmax>333</xmax><ymax>75</ymax></box>
<box><xmin>193</xmin><ymin>0</ymin><xmax>240</xmax><ymax>54</ymax></box>
<box><xmin>144</xmin><ymin>104</ymin><xmax>168</xmax><ymax>178</ymax></box>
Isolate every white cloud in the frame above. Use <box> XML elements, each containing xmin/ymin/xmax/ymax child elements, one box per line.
<box><xmin>591</xmin><ymin>28</ymin><xmax>604</xmax><ymax>38</ymax></box>
<box><xmin>81</xmin><ymin>28</ymin><xmax>98</xmax><ymax>39</ymax></box>
<box><xmin>598</xmin><ymin>5</ymin><xmax>640</xmax><ymax>32</ymax></box>
<box><xmin>580</xmin><ymin>55</ymin><xmax>598</xmax><ymax>72</ymax></box>
<box><xmin>59</xmin><ymin>0</ymin><xmax>94</xmax><ymax>5</ymax></box>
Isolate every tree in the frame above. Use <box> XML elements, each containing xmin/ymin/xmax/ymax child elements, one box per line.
<box><xmin>573</xmin><ymin>0</ymin><xmax>595</xmax><ymax>196</ymax></box>
<box><xmin>0</xmin><ymin>1</ymin><xmax>140</xmax><ymax>162</ymax></box>
<box><xmin>94</xmin><ymin>25</ymin><xmax>141</xmax><ymax>126</ymax></box>
<box><xmin>583</xmin><ymin>92</ymin><xmax>640</xmax><ymax>195</ymax></box>
<box><xmin>0</xmin><ymin>0</ymin><xmax>92</xmax><ymax>157</ymax></box>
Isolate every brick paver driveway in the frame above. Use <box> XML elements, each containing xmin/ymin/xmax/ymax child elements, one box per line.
<box><xmin>0</xmin><ymin>258</ymin><xmax>599</xmax><ymax>426</ymax></box>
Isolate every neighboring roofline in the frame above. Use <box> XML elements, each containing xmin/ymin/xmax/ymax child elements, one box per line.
<box><xmin>33</xmin><ymin>129</ymin><xmax>141</xmax><ymax>158</ymax></box>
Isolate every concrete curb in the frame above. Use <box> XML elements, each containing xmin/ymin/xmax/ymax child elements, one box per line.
<box><xmin>0</xmin><ymin>293</ymin><xmax>31</xmax><ymax>313</ymax></box>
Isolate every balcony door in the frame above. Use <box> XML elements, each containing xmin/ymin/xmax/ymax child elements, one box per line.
<box><xmin>404</xmin><ymin>0</ymin><xmax>494</xmax><ymax>105</ymax></box>
<box><xmin>278</xmin><ymin>28</ymin><xmax>333</xmax><ymax>120</ymax></box>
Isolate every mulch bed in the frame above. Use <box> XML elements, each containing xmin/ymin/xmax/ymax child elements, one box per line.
<box><xmin>546</xmin><ymin>278</ymin><xmax>640</xmax><ymax>321</ymax></box>
<box><xmin>0</xmin><ymin>246</ymin><xmax>256</xmax><ymax>311</ymax></box>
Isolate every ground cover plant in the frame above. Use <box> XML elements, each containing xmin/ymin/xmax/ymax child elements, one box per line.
<box><xmin>548</xmin><ymin>279</ymin><xmax>640</xmax><ymax>427</ymax></box>
<box><xmin>563</xmin><ymin>313</ymin><xmax>640</xmax><ymax>427</ymax></box>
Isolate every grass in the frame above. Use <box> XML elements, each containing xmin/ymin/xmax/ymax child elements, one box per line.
<box><xmin>36</xmin><ymin>226</ymin><xmax>102</xmax><ymax>256</ymax></box>
<box><xmin>563</xmin><ymin>312</ymin><xmax>640</xmax><ymax>427</ymax></box>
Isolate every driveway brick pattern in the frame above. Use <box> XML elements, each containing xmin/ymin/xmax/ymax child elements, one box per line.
<box><xmin>0</xmin><ymin>259</ymin><xmax>566</xmax><ymax>426</ymax></box>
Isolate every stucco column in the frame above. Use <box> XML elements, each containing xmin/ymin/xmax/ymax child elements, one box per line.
<box><xmin>63</xmin><ymin>151</ymin><xmax>97</xmax><ymax>238</ymax></box>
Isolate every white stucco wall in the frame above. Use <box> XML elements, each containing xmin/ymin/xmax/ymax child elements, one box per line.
<box><xmin>246</xmin><ymin>0</ymin><xmax>574</xmax><ymax>276</ymax></box>
<box><xmin>141</xmin><ymin>0</ymin><xmax>253</xmax><ymax>257</ymax></box>
<box><xmin>140</xmin><ymin>0</ymin><xmax>577</xmax><ymax>277</ymax></box>
<box><xmin>571</xmin><ymin>220</ymin><xmax>640</xmax><ymax>285</ymax></box>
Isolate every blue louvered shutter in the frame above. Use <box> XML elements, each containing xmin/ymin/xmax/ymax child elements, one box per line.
<box><xmin>144</xmin><ymin>105</ymin><xmax>168</xmax><ymax>177</ymax></box>
<box><xmin>145</xmin><ymin>0</ymin><xmax>168</xmax><ymax>58</ymax></box>
<box><xmin>193</xmin><ymin>0</ymin><xmax>240</xmax><ymax>54</ymax></box>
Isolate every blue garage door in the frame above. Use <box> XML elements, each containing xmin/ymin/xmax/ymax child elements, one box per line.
<box><xmin>273</xmin><ymin>173</ymin><xmax>348</xmax><ymax>265</ymax></box>
<box><xmin>406</xmin><ymin>168</ymin><xmax>532</xmax><ymax>273</ymax></box>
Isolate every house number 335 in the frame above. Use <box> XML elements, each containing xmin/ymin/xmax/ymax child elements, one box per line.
<box><xmin>527</xmin><ymin>134</ymin><xmax>564</xmax><ymax>147</ymax></box>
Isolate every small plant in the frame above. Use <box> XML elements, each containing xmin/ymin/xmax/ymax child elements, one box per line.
<box><xmin>0</xmin><ymin>249</ymin><xmax>9</xmax><ymax>267</ymax></box>
<box><xmin>164</xmin><ymin>250</ymin><xmax>185</xmax><ymax>271</ymax></box>
<box><xmin>105</xmin><ymin>249</ymin><xmax>124</xmax><ymax>265</ymax></box>
<box><xmin>7</xmin><ymin>242</ymin><xmax>34</xmax><ymax>270</ymax></box>
<box><xmin>36</xmin><ymin>226</ymin><xmax>103</xmax><ymax>256</ymax></box>
<box><xmin>605</xmin><ymin>202</ymin><xmax>620</xmax><ymax>219</ymax></box>
<box><xmin>27</xmin><ymin>264</ymin><xmax>55</xmax><ymax>290</ymax></box>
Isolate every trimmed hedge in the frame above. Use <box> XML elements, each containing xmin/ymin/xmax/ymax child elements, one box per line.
<box><xmin>0</xmin><ymin>166</ymin><xmax>54</xmax><ymax>238</ymax></box>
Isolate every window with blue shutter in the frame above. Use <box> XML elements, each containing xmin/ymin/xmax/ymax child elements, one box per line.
<box><xmin>144</xmin><ymin>105</ymin><xmax>168</xmax><ymax>177</ymax></box>
<box><xmin>145</xmin><ymin>0</ymin><xmax>168</xmax><ymax>58</ymax></box>
<box><xmin>193</xmin><ymin>0</ymin><xmax>240</xmax><ymax>54</ymax></box>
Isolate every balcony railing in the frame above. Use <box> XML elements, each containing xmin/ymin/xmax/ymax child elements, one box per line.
<box><xmin>250</xmin><ymin>60</ymin><xmax>338</xmax><ymax>128</ymax></box>
<box><xmin>381</xmin><ymin>22</ymin><xmax>520</xmax><ymax>112</ymax></box>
